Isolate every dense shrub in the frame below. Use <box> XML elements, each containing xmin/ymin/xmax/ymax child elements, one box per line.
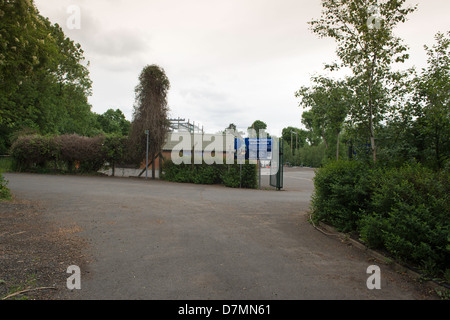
<box><xmin>192</xmin><ymin>163</ymin><xmax>222</xmax><ymax>185</ymax></box>
<box><xmin>10</xmin><ymin>135</ymin><xmax>57</xmax><ymax>171</ymax></box>
<box><xmin>102</xmin><ymin>134</ymin><xmax>128</xmax><ymax>176</ymax></box>
<box><xmin>311</xmin><ymin>160</ymin><xmax>374</xmax><ymax>232</ymax></box>
<box><xmin>312</xmin><ymin>160</ymin><xmax>450</xmax><ymax>279</ymax></box>
<box><xmin>297</xmin><ymin>143</ymin><xmax>328</xmax><ymax>168</ymax></box>
<box><xmin>0</xmin><ymin>173</ymin><xmax>11</xmax><ymax>201</ymax></box>
<box><xmin>221</xmin><ymin>164</ymin><xmax>241</xmax><ymax>188</ymax></box>
<box><xmin>161</xmin><ymin>162</ymin><xmax>194</xmax><ymax>183</ymax></box>
<box><xmin>221</xmin><ymin>161</ymin><xmax>258</xmax><ymax>189</ymax></box>
<box><xmin>359</xmin><ymin>163</ymin><xmax>449</xmax><ymax>277</ymax></box>
<box><xmin>161</xmin><ymin>160</ymin><xmax>258</xmax><ymax>189</ymax></box>
<box><xmin>10</xmin><ymin>134</ymin><xmax>107</xmax><ymax>173</ymax></box>
<box><xmin>57</xmin><ymin>134</ymin><xmax>106</xmax><ymax>173</ymax></box>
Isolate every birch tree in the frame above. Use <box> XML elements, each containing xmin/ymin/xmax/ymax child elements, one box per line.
<box><xmin>309</xmin><ymin>0</ymin><xmax>416</xmax><ymax>162</ymax></box>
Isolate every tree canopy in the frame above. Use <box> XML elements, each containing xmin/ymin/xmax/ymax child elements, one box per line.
<box><xmin>248</xmin><ymin>120</ymin><xmax>268</xmax><ymax>137</ymax></box>
<box><xmin>296</xmin><ymin>76</ymin><xmax>352</xmax><ymax>160</ymax></box>
<box><xmin>0</xmin><ymin>0</ymin><xmax>95</xmax><ymax>153</ymax></box>
<box><xmin>308</xmin><ymin>0</ymin><xmax>417</xmax><ymax>162</ymax></box>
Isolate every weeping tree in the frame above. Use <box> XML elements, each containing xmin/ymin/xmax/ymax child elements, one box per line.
<box><xmin>129</xmin><ymin>64</ymin><xmax>170</xmax><ymax>178</ymax></box>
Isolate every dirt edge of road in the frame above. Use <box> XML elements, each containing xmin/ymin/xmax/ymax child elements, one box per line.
<box><xmin>0</xmin><ymin>198</ymin><xmax>90</xmax><ymax>300</ymax></box>
<box><xmin>310</xmin><ymin>217</ymin><xmax>446</xmax><ymax>299</ymax></box>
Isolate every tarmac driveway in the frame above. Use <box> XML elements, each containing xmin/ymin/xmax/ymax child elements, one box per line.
<box><xmin>4</xmin><ymin>170</ymin><xmax>433</xmax><ymax>300</ymax></box>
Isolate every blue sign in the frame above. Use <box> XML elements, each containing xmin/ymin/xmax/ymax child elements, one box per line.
<box><xmin>235</xmin><ymin>138</ymin><xmax>272</xmax><ymax>160</ymax></box>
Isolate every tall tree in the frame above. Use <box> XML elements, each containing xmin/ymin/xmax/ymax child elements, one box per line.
<box><xmin>412</xmin><ymin>32</ymin><xmax>450</xmax><ymax>169</ymax></box>
<box><xmin>309</xmin><ymin>0</ymin><xmax>416</xmax><ymax>162</ymax></box>
<box><xmin>300</xmin><ymin>110</ymin><xmax>321</xmax><ymax>147</ymax></box>
<box><xmin>296</xmin><ymin>76</ymin><xmax>351</xmax><ymax>160</ymax></box>
<box><xmin>248</xmin><ymin>120</ymin><xmax>267</xmax><ymax>137</ymax></box>
<box><xmin>0</xmin><ymin>0</ymin><xmax>93</xmax><ymax>151</ymax></box>
<box><xmin>129</xmin><ymin>64</ymin><xmax>170</xmax><ymax>178</ymax></box>
<box><xmin>281</xmin><ymin>127</ymin><xmax>308</xmax><ymax>151</ymax></box>
<box><xmin>96</xmin><ymin>109</ymin><xmax>131</xmax><ymax>136</ymax></box>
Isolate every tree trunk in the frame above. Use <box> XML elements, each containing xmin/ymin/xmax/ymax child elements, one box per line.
<box><xmin>369</xmin><ymin>112</ymin><xmax>376</xmax><ymax>163</ymax></box>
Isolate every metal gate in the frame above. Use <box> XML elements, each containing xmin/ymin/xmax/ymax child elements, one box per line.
<box><xmin>270</xmin><ymin>139</ymin><xmax>283</xmax><ymax>190</ymax></box>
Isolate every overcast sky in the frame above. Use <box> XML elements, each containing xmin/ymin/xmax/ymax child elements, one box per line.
<box><xmin>34</xmin><ymin>0</ymin><xmax>450</xmax><ymax>136</ymax></box>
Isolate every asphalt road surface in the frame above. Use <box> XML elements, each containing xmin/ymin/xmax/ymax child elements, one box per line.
<box><xmin>4</xmin><ymin>169</ymin><xmax>433</xmax><ymax>300</ymax></box>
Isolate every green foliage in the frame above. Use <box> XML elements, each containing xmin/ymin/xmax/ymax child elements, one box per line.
<box><xmin>10</xmin><ymin>134</ymin><xmax>107</xmax><ymax>174</ymax></box>
<box><xmin>10</xmin><ymin>135</ymin><xmax>57</xmax><ymax>171</ymax></box>
<box><xmin>95</xmin><ymin>109</ymin><xmax>131</xmax><ymax>136</ymax></box>
<box><xmin>0</xmin><ymin>157</ymin><xmax>12</xmax><ymax>172</ymax></box>
<box><xmin>192</xmin><ymin>163</ymin><xmax>222</xmax><ymax>185</ymax></box>
<box><xmin>312</xmin><ymin>160</ymin><xmax>450</xmax><ymax>278</ymax></box>
<box><xmin>101</xmin><ymin>134</ymin><xmax>128</xmax><ymax>175</ymax></box>
<box><xmin>0</xmin><ymin>0</ymin><xmax>95</xmax><ymax>152</ymax></box>
<box><xmin>308</xmin><ymin>0</ymin><xmax>417</xmax><ymax>162</ymax></box>
<box><xmin>161</xmin><ymin>160</ymin><xmax>258</xmax><ymax>189</ymax></box>
<box><xmin>161</xmin><ymin>162</ymin><xmax>193</xmax><ymax>183</ymax></box>
<box><xmin>296</xmin><ymin>76</ymin><xmax>351</xmax><ymax>160</ymax></box>
<box><xmin>221</xmin><ymin>161</ymin><xmax>258</xmax><ymax>189</ymax></box>
<box><xmin>281</xmin><ymin>127</ymin><xmax>308</xmax><ymax>153</ymax></box>
<box><xmin>57</xmin><ymin>134</ymin><xmax>105</xmax><ymax>173</ymax></box>
<box><xmin>297</xmin><ymin>143</ymin><xmax>329</xmax><ymax>168</ymax></box>
<box><xmin>311</xmin><ymin>160</ymin><xmax>374</xmax><ymax>232</ymax></box>
<box><xmin>410</xmin><ymin>31</ymin><xmax>450</xmax><ymax>169</ymax></box>
<box><xmin>0</xmin><ymin>172</ymin><xmax>11</xmax><ymax>201</ymax></box>
<box><xmin>359</xmin><ymin>163</ymin><xmax>449</xmax><ymax>276</ymax></box>
<box><xmin>220</xmin><ymin>165</ymin><xmax>241</xmax><ymax>188</ymax></box>
<box><xmin>248</xmin><ymin>120</ymin><xmax>268</xmax><ymax>137</ymax></box>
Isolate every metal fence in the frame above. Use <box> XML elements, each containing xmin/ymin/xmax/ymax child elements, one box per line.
<box><xmin>270</xmin><ymin>139</ymin><xmax>283</xmax><ymax>190</ymax></box>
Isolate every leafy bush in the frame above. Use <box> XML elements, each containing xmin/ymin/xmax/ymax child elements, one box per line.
<box><xmin>0</xmin><ymin>157</ymin><xmax>13</xmax><ymax>172</ymax></box>
<box><xmin>102</xmin><ymin>134</ymin><xmax>128</xmax><ymax>176</ymax></box>
<box><xmin>192</xmin><ymin>163</ymin><xmax>222</xmax><ymax>185</ymax></box>
<box><xmin>0</xmin><ymin>173</ymin><xmax>11</xmax><ymax>201</ymax></box>
<box><xmin>57</xmin><ymin>134</ymin><xmax>105</xmax><ymax>173</ymax></box>
<box><xmin>10</xmin><ymin>135</ymin><xmax>56</xmax><ymax>171</ymax></box>
<box><xmin>10</xmin><ymin>134</ymin><xmax>107</xmax><ymax>174</ymax></box>
<box><xmin>311</xmin><ymin>160</ymin><xmax>374</xmax><ymax>232</ymax></box>
<box><xmin>221</xmin><ymin>164</ymin><xmax>241</xmax><ymax>188</ymax></box>
<box><xmin>237</xmin><ymin>161</ymin><xmax>258</xmax><ymax>189</ymax></box>
<box><xmin>161</xmin><ymin>162</ymin><xmax>194</xmax><ymax>183</ymax></box>
<box><xmin>359</xmin><ymin>163</ymin><xmax>449</xmax><ymax>277</ymax></box>
<box><xmin>312</xmin><ymin>160</ymin><xmax>450</xmax><ymax>279</ymax></box>
<box><xmin>297</xmin><ymin>143</ymin><xmax>327</xmax><ymax>168</ymax></box>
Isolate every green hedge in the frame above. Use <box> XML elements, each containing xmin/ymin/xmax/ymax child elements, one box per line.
<box><xmin>10</xmin><ymin>134</ymin><xmax>113</xmax><ymax>174</ymax></box>
<box><xmin>10</xmin><ymin>135</ymin><xmax>56</xmax><ymax>171</ymax></box>
<box><xmin>311</xmin><ymin>160</ymin><xmax>450</xmax><ymax>280</ymax></box>
<box><xmin>161</xmin><ymin>160</ymin><xmax>258</xmax><ymax>189</ymax></box>
<box><xmin>0</xmin><ymin>173</ymin><xmax>11</xmax><ymax>201</ymax></box>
